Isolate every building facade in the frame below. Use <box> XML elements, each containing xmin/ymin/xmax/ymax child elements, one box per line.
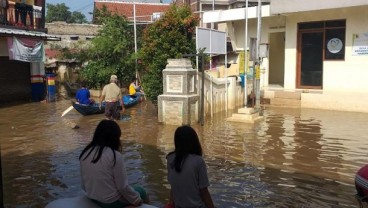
<box><xmin>203</xmin><ymin>0</ymin><xmax>368</xmax><ymax>113</ymax></box>
<box><xmin>0</xmin><ymin>0</ymin><xmax>60</xmax><ymax>103</ymax></box>
<box><xmin>93</xmin><ymin>0</ymin><xmax>171</xmax><ymax>24</ymax></box>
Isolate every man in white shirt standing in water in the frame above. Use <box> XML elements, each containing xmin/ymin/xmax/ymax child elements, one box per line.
<box><xmin>99</xmin><ymin>75</ymin><xmax>125</xmax><ymax>120</ymax></box>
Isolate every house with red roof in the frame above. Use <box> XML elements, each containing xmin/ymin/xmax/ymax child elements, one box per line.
<box><xmin>93</xmin><ymin>0</ymin><xmax>171</xmax><ymax>23</ymax></box>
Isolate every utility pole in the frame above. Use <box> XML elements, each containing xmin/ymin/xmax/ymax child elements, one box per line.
<box><xmin>133</xmin><ymin>2</ymin><xmax>138</xmax><ymax>82</ymax></box>
<box><xmin>255</xmin><ymin>0</ymin><xmax>262</xmax><ymax>109</ymax></box>
<box><xmin>244</xmin><ymin>0</ymin><xmax>248</xmax><ymax>107</ymax></box>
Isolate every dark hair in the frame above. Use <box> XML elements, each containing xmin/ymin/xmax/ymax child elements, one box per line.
<box><xmin>132</xmin><ymin>77</ymin><xmax>137</xmax><ymax>82</ymax></box>
<box><xmin>169</xmin><ymin>125</ymin><xmax>202</xmax><ymax>172</ymax></box>
<box><xmin>79</xmin><ymin>120</ymin><xmax>122</xmax><ymax>166</ymax></box>
<box><xmin>80</xmin><ymin>81</ymin><xmax>87</xmax><ymax>88</ymax></box>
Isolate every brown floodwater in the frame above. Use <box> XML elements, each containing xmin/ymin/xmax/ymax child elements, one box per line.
<box><xmin>0</xmin><ymin>99</ymin><xmax>367</xmax><ymax>207</ymax></box>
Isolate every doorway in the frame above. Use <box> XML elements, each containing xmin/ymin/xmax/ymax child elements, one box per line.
<box><xmin>297</xmin><ymin>31</ymin><xmax>323</xmax><ymax>88</ymax></box>
<box><xmin>269</xmin><ymin>32</ymin><xmax>285</xmax><ymax>87</ymax></box>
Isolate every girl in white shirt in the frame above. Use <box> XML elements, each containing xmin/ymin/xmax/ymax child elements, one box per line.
<box><xmin>79</xmin><ymin>120</ymin><xmax>148</xmax><ymax>208</ymax></box>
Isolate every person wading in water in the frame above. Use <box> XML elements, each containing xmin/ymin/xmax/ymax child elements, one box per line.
<box><xmin>99</xmin><ymin>75</ymin><xmax>125</xmax><ymax>120</ymax></box>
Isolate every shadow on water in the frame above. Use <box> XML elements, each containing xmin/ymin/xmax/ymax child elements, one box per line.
<box><xmin>0</xmin><ymin>100</ymin><xmax>367</xmax><ymax>207</ymax></box>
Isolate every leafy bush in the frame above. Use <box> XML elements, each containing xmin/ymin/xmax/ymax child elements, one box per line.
<box><xmin>79</xmin><ymin>12</ymin><xmax>137</xmax><ymax>89</ymax></box>
<box><xmin>139</xmin><ymin>5</ymin><xmax>199</xmax><ymax>103</ymax></box>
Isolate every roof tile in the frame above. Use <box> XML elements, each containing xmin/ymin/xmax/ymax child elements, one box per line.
<box><xmin>94</xmin><ymin>2</ymin><xmax>171</xmax><ymax>22</ymax></box>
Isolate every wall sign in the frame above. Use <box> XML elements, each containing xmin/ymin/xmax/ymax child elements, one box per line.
<box><xmin>352</xmin><ymin>33</ymin><xmax>368</xmax><ymax>56</ymax></box>
<box><xmin>327</xmin><ymin>38</ymin><xmax>343</xmax><ymax>54</ymax></box>
<box><xmin>8</xmin><ymin>37</ymin><xmax>44</xmax><ymax>62</ymax></box>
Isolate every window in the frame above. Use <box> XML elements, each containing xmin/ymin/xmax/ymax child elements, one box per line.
<box><xmin>70</xmin><ymin>36</ymin><xmax>79</xmax><ymax>40</ymax></box>
<box><xmin>298</xmin><ymin>20</ymin><xmax>346</xmax><ymax>60</ymax></box>
<box><xmin>325</xmin><ymin>28</ymin><xmax>345</xmax><ymax>60</ymax></box>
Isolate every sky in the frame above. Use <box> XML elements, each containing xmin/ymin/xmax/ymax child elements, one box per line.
<box><xmin>47</xmin><ymin>0</ymin><xmax>95</xmax><ymax>22</ymax></box>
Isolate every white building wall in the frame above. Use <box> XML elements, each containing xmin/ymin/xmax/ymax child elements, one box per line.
<box><xmin>284</xmin><ymin>6</ymin><xmax>368</xmax><ymax>92</ymax></box>
<box><xmin>271</xmin><ymin>0</ymin><xmax>368</xmax><ymax>14</ymax></box>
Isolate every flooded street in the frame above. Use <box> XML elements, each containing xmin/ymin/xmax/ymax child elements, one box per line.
<box><xmin>0</xmin><ymin>99</ymin><xmax>367</xmax><ymax>207</ymax></box>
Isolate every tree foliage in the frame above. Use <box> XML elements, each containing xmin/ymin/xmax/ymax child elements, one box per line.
<box><xmin>139</xmin><ymin>5</ymin><xmax>199</xmax><ymax>103</ymax></box>
<box><xmin>92</xmin><ymin>5</ymin><xmax>110</xmax><ymax>25</ymax></box>
<box><xmin>78</xmin><ymin>12</ymin><xmax>137</xmax><ymax>89</ymax></box>
<box><xmin>46</xmin><ymin>3</ymin><xmax>87</xmax><ymax>23</ymax></box>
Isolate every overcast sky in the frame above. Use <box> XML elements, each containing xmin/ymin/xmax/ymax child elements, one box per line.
<box><xmin>46</xmin><ymin>0</ymin><xmax>172</xmax><ymax>22</ymax></box>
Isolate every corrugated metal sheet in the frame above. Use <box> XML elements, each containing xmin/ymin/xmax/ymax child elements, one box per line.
<box><xmin>0</xmin><ymin>28</ymin><xmax>61</xmax><ymax>41</ymax></box>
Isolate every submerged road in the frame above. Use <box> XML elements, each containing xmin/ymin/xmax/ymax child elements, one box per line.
<box><xmin>0</xmin><ymin>99</ymin><xmax>366</xmax><ymax>207</ymax></box>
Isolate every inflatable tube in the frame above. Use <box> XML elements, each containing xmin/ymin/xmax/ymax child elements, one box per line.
<box><xmin>45</xmin><ymin>196</ymin><xmax>158</xmax><ymax>208</ymax></box>
<box><xmin>356</xmin><ymin>165</ymin><xmax>368</xmax><ymax>201</ymax></box>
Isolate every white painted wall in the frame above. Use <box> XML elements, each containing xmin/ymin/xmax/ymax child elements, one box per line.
<box><xmin>203</xmin><ymin>5</ymin><xmax>271</xmax><ymax>24</ymax></box>
<box><xmin>200</xmin><ymin>73</ymin><xmax>244</xmax><ymax>115</ymax></box>
<box><xmin>284</xmin><ymin>6</ymin><xmax>368</xmax><ymax>92</ymax></box>
<box><xmin>226</xmin><ymin>16</ymin><xmax>285</xmax><ymax>51</ymax></box>
<box><xmin>271</xmin><ymin>0</ymin><xmax>368</xmax><ymax>15</ymax></box>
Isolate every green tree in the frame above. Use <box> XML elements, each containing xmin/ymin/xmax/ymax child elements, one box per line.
<box><xmin>46</xmin><ymin>3</ymin><xmax>88</xmax><ymax>23</ymax></box>
<box><xmin>93</xmin><ymin>5</ymin><xmax>110</xmax><ymax>25</ymax></box>
<box><xmin>78</xmin><ymin>13</ymin><xmax>136</xmax><ymax>89</ymax></box>
<box><xmin>139</xmin><ymin>5</ymin><xmax>199</xmax><ymax>103</ymax></box>
<box><xmin>70</xmin><ymin>11</ymin><xmax>88</xmax><ymax>24</ymax></box>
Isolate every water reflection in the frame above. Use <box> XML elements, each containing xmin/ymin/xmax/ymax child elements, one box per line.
<box><xmin>0</xmin><ymin>101</ymin><xmax>367</xmax><ymax>207</ymax></box>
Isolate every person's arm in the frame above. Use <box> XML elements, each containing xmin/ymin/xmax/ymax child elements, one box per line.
<box><xmin>200</xmin><ymin>187</ymin><xmax>215</xmax><ymax>208</ymax></box>
<box><xmin>198</xmin><ymin>158</ymin><xmax>214</xmax><ymax>208</ymax></box>
<box><xmin>80</xmin><ymin>166</ymin><xmax>86</xmax><ymax>192</ymax></box>
<box><xmin>99</xmin><ymin>94</ymin><xmax>105</xmax><ymax>109</ymax></box>
<box><xmin>113</xmin><ymin>151</ymin><xmax>142</xmax><ymax>206</ymax></box>
<box><xmin>163</xmin><ymin>190</ymin><xmax>175</xmax><ymax>208</ymax></box>
<box><xmin>134</xmin><ymin>83</ymin><xmax>140</xmax><ymax>91</ymax></box>
<box><xmin>75</xmin><ymin>90</ymin><xmax>80</xmax><ymax>102</ymax></box>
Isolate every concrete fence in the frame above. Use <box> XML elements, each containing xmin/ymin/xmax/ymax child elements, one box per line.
<box><xmin>199</xmin><ymin>72</ymin><xmax>245</xmax><ymax>117</ymax></box>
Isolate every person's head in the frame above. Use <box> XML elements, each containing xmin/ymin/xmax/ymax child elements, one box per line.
<box><xmin>132</xmin><ymin>77</ymin><xmax>137</xmax><ymax>83</ymax></box>
<box><xmin>170</xmin><ymin>125</ymin><xmax>202</xmax><ymax>172</ymax></box>
<box><xmin>80</xmin><ymin>81</ymin><xmax>87</xmax><ymax>88</ymax></box>
<box><xmin>79</xmin><ymin>120</ymin><xmax>122</xmax><ymax>165</ymax></box>
<box><xmin>174</xmin><ymin>125</ymin><xmax>202</xmax><ymax>156</ymax></box>
<box><xmin>110</xmin><ymin>75</ymin><xmax>118</xmax><ymax>83</ymax></box>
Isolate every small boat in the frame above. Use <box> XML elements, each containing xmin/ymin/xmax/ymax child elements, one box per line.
<box><xmin>73</xmin><ymin>94</ymin><xmax>141</xmax><ymax>116</ymax></box>
<box><xmin>45</xmin><ymin>195</ymin><xmax>158</xmax><ymax>208</ymax></box>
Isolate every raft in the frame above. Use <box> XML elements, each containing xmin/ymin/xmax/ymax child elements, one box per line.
<box><xmin>73</xmin><ymin>94</ymin><xmax>141</xmax><ymax>116</ymax></box>
<box><xmin>45</xmin><ymin>195</ymin><xmax>158</xmax><ymax>208</ymax></box>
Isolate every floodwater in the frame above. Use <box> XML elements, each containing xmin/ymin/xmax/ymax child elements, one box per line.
<box><xmin>0</xmin><ymin>99</ymin><xmax>367</xmax><ymax>208</ymax></box>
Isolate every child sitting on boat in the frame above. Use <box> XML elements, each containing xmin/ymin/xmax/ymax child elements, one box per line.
<box><xmin>75</xmin><ymin>82</ymin><xmax>94</xmax><ymax>105</ymax></box>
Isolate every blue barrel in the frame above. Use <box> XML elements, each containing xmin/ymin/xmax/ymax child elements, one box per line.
<box><xmin>31</xmin><ymin>75</ymin><xmax>45</xmax><ymax>101</ymax></box>
<box><xmin>46</xmin><ymin>73</ymin><xmax>56</xmax><ymax>102</ymax></box>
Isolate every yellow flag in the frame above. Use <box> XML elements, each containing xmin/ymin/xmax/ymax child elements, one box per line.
<box><xmin>239</xmin><ymin>51</ymin><xmax>245</xmax><ymax>75</ymax></box>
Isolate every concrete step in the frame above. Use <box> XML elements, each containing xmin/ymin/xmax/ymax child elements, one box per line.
<box><xmin>274</xmin><ymin>91</ymin><xmax>301</xmax><ymax>100</ymax></box>
<box><xmin>227</xmin><ymin>113</ymin><xmax>263</xmax><ymax>123</ymax></box>
<box><xmin>238</xmin><ymin>107</ymin><xmax>256</xmax><ymax>114</ymax></box>
<box><xmin>270</xmin><ymin>98</ymin><xmax>301</xmax><ymax>107</ymax></box>
<box><xmin>231</xmin><ymin>112</ymin><xmax>260</xmax><ymax>120</ymax></box>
